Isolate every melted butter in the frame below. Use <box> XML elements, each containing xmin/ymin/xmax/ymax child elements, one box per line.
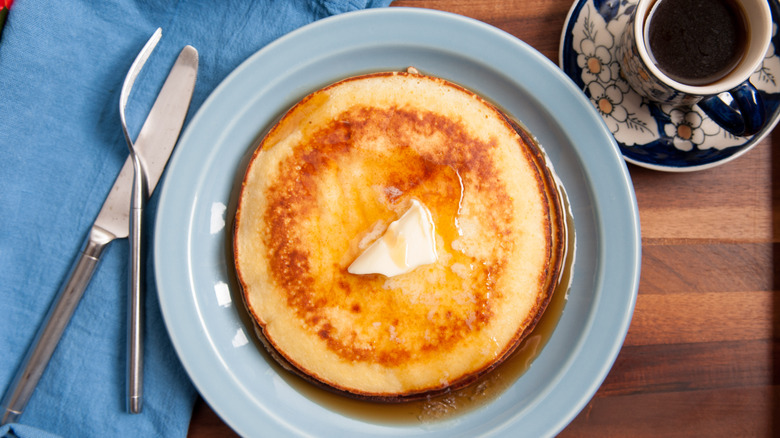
<box><xmin>348</xmin><ymin>199</ymin><xmax>438</xmax><ymax>277</ymax></box>
<box><xmin>383</xmin><ymin>222</ymin><xmax>408</xmax><ymax>268</ymax></box>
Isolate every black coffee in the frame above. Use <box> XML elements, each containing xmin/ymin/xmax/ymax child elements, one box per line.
<box><xmin>646</xmin><ymin>0</ymin><xmax>748</xmax><ymax>86</ymax></box>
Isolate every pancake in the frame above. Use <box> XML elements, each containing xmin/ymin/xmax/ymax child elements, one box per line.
<box><xmin>233</xmin><ymin>70</ymin><xmax>566</xmax><ymax>402</ymax></box>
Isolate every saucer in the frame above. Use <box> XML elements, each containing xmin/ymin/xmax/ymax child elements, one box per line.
<box><xmin>559</xmin><ymin>0</ymin><xmax>780</xmax><ymax>171</ymax></box>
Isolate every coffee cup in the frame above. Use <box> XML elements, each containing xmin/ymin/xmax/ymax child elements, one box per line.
<box><xmin>616</xmin><ymin>0</ymin><xmax>772</xmax><ymax>136</ymax></box>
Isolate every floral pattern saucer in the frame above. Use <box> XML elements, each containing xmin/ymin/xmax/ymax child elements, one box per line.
<box><xmin>559</xmin><ymin>0</ymin><xmax>780</xmax><ymax>171</ymax></box>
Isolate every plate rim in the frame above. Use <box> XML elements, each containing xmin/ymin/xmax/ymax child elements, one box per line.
<box><xmin>155</xmin><ymin>7</ymin><xmax>641</xmax><ymax>437</ymax></box>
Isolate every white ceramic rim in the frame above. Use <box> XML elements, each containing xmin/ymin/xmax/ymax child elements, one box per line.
<box><xmin>633</xmin><ymin>0</ymin><xmax>773</xmax><ymax>96</ymax></box>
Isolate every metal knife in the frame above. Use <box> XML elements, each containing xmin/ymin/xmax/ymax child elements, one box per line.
<box><xmin>0</xmin><ymin>44</ymin><xmax>198</xmax><ymax>426</ymax></box>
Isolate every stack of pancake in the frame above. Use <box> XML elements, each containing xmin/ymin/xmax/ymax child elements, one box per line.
<box><xmin>233</xmin><ymin>70</ymin><xmax>566</xmax><ymax>402</ymax></box>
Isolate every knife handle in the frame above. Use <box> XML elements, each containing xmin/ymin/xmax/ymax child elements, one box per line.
<box><xmin>0</xmin><ymin>227</ymin><xmax>114</xmax><ymax>425</ymax></box>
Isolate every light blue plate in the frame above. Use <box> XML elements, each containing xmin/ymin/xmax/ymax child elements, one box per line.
<box><xmin>155</xmin><ymin>8</ymin><xmax>641</xmax><ymax>437</ymax></box>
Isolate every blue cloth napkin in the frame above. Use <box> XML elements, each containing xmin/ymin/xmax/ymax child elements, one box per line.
<box><xmin>0</xmin><ymin>0</ymin><xmax>391</xmax><ymax>436</ymax></box>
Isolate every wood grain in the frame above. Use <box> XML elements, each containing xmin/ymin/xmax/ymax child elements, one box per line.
<box><xmin>627</xmin><ymin>291</ymin><xmax>772</xmax><ymax>345</ymax></box>
<box><xmin>638</xmin><ymin>242</ymin><xmax>774</xmax><ymax>294</ymax></box>
<box><xmin>560</xmin><ymin>386</ymin><xmax>779</xmax><ymax>438</ymax></box>
<box><xmin>188</xmin><ymin>0</ymin><xmax>780</xmax><ymax>436</ymax></box>
<box><xmin>599</xmin><ymin>340</ymin><xmax>778</xmax><ymax>396</ymax></box>
<box><xmin>633</xmin><ymin>139</ymin><xmax>778</xmax><ymax>241</ymax></box>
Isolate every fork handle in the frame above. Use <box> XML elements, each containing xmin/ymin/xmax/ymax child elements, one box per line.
<box><xmin>127</xmin><ymin>153</ymin><xmax>147</xmax><ymax>414</ymax></box>
<box><xmin>0</xmin><ymin>227</ymin><xmax>113</xmax><ymax>425</ymax></box>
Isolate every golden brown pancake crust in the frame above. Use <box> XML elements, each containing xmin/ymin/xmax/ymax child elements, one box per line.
<box><xmin>234</xmin><ymin>71</ymin><xmax>565</xmax><ymax>401</ymax></box>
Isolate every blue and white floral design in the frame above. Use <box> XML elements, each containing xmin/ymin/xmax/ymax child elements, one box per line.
<box><xmin>578</xmin><ymin>38</ymin><xmax>613</xmax><ymax>84</ymax></box>
<box><xmin>588</xmin><ymin>81</ymin><xmax>627</xmax><ymax>132</ymax></box>
<box><xmin>561</xmin><ymin>0</ymin><xmax>780</xmax><ymax>170</ymax></box>
<box><xmin>663</xmin><ymin>108</ymin><xmax>720</xmax><ymax>152</ymax></box>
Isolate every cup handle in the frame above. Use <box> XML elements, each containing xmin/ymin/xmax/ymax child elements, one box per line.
<box><xmin>697</xmin><ymin>81</ymin><xmax>766</xmax><ymax>137</ymax></box>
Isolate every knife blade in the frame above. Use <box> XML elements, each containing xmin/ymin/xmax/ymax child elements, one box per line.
<box><xmin>98</xmin><ymin>45</ymin><xmax>199</xmax><ymax>241</ymax></box>
<box><xmin>0</xmin><ymin>44</ymin><xmax>199</xmax><ymax>426</ymax></box>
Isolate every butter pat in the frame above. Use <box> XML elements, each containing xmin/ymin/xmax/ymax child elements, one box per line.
<box><xmin>349</xmin><ymin>199</ymin><xmax>438</xmax><ymax>277</ymax></box>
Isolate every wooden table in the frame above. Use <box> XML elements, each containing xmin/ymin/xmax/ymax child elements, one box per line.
<box><xmin>188</xmin><ymin>1</ymin><xmax>779</xmax><ymax>436</ymax></box>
